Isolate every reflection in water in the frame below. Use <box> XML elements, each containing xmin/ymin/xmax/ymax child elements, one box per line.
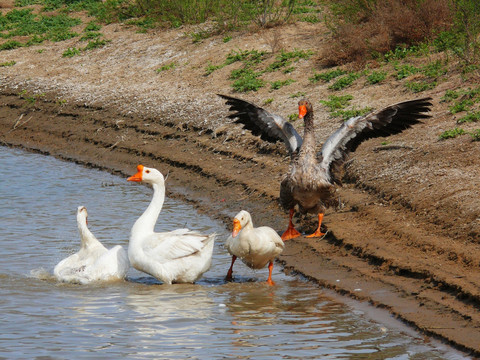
<box><xmin>0</xmin><ymin>147</ymin><xmax>468</xmax><ymax>360</ymax></box>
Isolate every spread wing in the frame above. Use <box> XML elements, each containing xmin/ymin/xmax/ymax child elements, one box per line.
<box><xmin>319</xmin><ymin>97</ymin><xmax>433</xmax><ymax>184</ymax></box>
<box><xmin>218</xmin><ymin>94</ymin><xmax>303</xmax><ymax>154</ymax></box>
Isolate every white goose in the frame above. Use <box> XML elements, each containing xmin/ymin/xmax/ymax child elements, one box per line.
<box><xmin>127</xmin><ymin>165</ymin><xmax>215</xmax><ymax>284</ymax></box>
<box><xmin>225</xmin><ymin>210</ymin><xmax>285</xmax><ymax>285</ymax></box>
<box><xmin>54</xmin><ymin>206</ymin><xmax>129</xmax><ymax>284</ymax></box>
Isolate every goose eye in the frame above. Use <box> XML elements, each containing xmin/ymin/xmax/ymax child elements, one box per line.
<box><xmin>146</xmin><ymin>170</ymin><xmax>150</xmax><ymax>174</ymax></box>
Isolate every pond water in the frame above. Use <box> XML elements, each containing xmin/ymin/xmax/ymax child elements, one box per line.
<box><xmin>0</xmin><ymin>146</ymin><xmax>468</xmax><ymax>359</ymax></box>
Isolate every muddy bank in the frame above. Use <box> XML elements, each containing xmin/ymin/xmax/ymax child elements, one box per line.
<box><xmin>0</xmin><ymin>15</ymin><xmax>479</xmax><ymax>355</ymax></box>
<box><xmin>0</xmin><ymin>88</ymin><xmax>479</xmax><ymax>356</ymax></box>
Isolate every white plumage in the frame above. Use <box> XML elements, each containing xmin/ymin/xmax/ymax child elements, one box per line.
<box><xmin>54</xmin><ymin>206</ymin><xmax>129</xmax><ymax>284</ymax></box>
<box><xmin>225</xmin><ymin>210</ymin><xmax>284</xmax><ymax>285</ymax></box>
<box><xmin>127</xmin><ymin>165</ymin><xmax>215</xmax><ymax>284</ymax></box>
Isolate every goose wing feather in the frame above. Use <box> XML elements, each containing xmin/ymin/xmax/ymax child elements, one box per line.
<box><xmin>218</xmin><ymin>94</ymin><xmax>303</xmax><ymax>154</ymax></box>
<box><xmin>319</xmin><ymin>97</ymin><xmax>432</xmax><ymax>184</ymax></box>
<box><xmin>143</xmin><ymin>229</ymin><xmax>213</xmax><ymax>263</ymax></box>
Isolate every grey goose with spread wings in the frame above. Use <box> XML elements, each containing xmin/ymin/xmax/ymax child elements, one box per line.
<box><xmin>218</xmin><ymin>94</ymin><xmax>433</xmax><ymax>240</ymax></box>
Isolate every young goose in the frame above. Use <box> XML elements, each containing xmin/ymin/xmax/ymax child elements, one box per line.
<box><xmin>219</xmin><ymin>94</ymin><xmax>432</xmax><ymax>240</ymax></box>
<box><xmin>54</xmin><ymin>206</ymin><xmax>129</xmax><ymax>284</ymax></box>
<box><xmin>127</xmin><ymin>165</ymin><xmax>215</xmax><ymax>284</ymax></box>
<box><xmin>225</xmin><ymin>210</ymin><xmax>285</xmax><ymax>285</ymax></box>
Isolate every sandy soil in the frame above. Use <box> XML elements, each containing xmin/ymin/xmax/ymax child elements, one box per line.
<box><xmin>0</xmin><ymin>7</ymin><xmax>479</xmax><ymax>356</ymax></box>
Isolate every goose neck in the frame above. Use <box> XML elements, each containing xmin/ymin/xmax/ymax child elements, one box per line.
<box><xmin>132</xmin><ymin>181</ymin><xmax>165</xmax><ymax>235</ymax></box>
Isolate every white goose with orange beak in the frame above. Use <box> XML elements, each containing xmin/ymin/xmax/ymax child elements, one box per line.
<box><xmin>54</xmin><ymin>206</ymin><xmax>129</xmax><ymax>284</ymax></box>
<box><xmin>225</xmin><ymin>210</ymin><xmax>284</xmax><ymax>285</ymax></box>
<box><xmin>127</xmin><ymin>165</ymin><xmax>215</xmax><ymax>284</ymax></box>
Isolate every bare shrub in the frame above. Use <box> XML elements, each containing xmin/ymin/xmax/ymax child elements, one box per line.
<box><xmin>320</xmin><ymin>0</ymin><xmax>453</xmax><ymax>67</ymax></box>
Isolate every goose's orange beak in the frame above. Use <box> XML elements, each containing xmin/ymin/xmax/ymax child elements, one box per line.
<box><xmin>298</xmin><ymin>104</ymin><xmax>307</xmax><ymax>119</ymax></box>
<box><xmin>127</xmin><ymin>164</ymin><xmax>144</xmax><ymax>182</ymax></box>
<box><xmin>232</xmin><ymin>218</ymin><xmax>241</xmax><ymax>238</ymax></box>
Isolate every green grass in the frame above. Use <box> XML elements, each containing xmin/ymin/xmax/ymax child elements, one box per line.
<box><xmin>439</xmin><ymin>127</ymin><xmax>466</xmax><ymax>140</ymax></box>
<box><xmin>329</xmin><ymin>72</ymin><xmax>362</xmax><ymax>90</ymax></box>
<box><xmin>62</xmin><ymin>47</ymin><xmax>80</xmax><ymax>57</ymax></box>
<box><xmin>366</xmin><ymin>70</ymin><xmax>387</xmax><ymax>84</ymax></box>
<box><xmin>290</xmin><ymin>91</ymin><xmax>306</xmax><ymax>98</ymax></box>
<box><xmin>204</xmin><ymin>62</ymin><xmax>224</xmax><ymax>76</ymax></box>
<box><xmin>0</xmin><ymin>60</ymin><xmax>16</xmax><ymax>66</ymax></box>
<box><xmin>309</xmin><ymin>69</ymin><xmax>346</xmax><ymax>83</ymax></box>
<box><xmin>263</xmin><ymin>98</ymin><xmax>274</xmax><ymax>105</ymax></box>
<box><xmin>457</xmin><ymin>111</ymin><xmax>480</xmax><ymax>123</ymax></box>
<box><xmin>394</xmin><ymin>63</ymin><xmax>420</xmax><ymax>80</ymax></box>
<box><xmin>332</xmin><ymin>107</ymin><xmax>373</xmax><ymax>121</ymax></box>
<box><xmin>156</xmin><ymin>62</ymin><xmax>177</xmax><ymax>72</ymax></box>
<box><xmin>230</xmin><ymin>68</ymin><xmax>264</xmax><ymax>92</ymax></box>
<box><xmin>470</xmin><ymin>129</ymin><xmax>480</xmax><ymax>141</ymax></box>
<box><xmin>266</xmin><ymin>49</ymin><xmax>313</xmax><ymax>72</ymax></box>
<box><xmin>319</xmin><ymin>94</ymin><xmax>353</xmax><ymax>112</ymax></box>
<box><xmin>405</xmin><ymin>80</ymin><xmax>436</xmax><ymax>93</ymax></box>
<box><xmin>270</xmin><ymin>79</ymin><xmax>295</xmax><ymax>90</ymax></box>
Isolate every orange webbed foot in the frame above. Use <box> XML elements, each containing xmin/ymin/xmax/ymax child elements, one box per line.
<box><xmin>306</xmin><ymin>213</ymin><xmax>326</xmax><ymax>238</ymax></box>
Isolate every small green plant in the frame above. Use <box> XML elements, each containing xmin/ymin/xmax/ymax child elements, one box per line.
<box><xmin>422</xmin><ymin>60</ymin><xmax>447</xmax><ymax>79</ymax></box>
<box><xmin>300</xmin><ymin>14</ymin><xmax>320</xmax><ymax>23</ymax></box>
<box><xmin>320</xmin><ymin>94</ymin><xmax>353</xmax><ymax>112</ymax></box>
<box><xmin>84</xmin><ymin>38</ymin><xmax>108</xmax><ymax>50</ymax></box>
<box><xmin>395</xmin><ymin>63</ymin><xmax>420</xmax><ymax>80</ymax></box>
<box><xmin>18</xmin><ymin>90</ymin><xmax>44</xmax><ymax>104</ymax></box>
<box><xmin>80</xmin><ymin>32</ymin><xmax>102</xmax><ymax>41</ymax></box>
<box><xmin>405</xmin><ymin>80</ymin><xmax>436</xmax><ymax>93</ymax></box>
<box><xmin>84</xmin><ymin>21</ymin><xmax>101</xmax><ymax>32</ymax></box>
<box><xmin>62</xmin><ymin>47</ymin><xmax>81</xmax><ymax>57</ymax></box>
<box><xmin>449</xmin><ymin>99</ymin><xmax>476</xmax><ymax>114</ymax></box>
<box><xmin>366</xmin><ymin>71</ymin><xmax>387</xmax><ymax>84</ymax></box>
<box><xmin>290</xmin><ymin>91</ymin><xmax>306</xmax><ymax>98</ymax></box>
<box><xmin>266</xmin><ymin>49</ymin><xmax>313</xmax><ymax>72</ymax></box>
<box><xmin>223</xmin><ymin>36</ymin><xmax>232</xmax><ymax>43</ymax></box>
<box><xmin>309</xmin><ymin>69</ymin><xmax>346</xmax><ymax>83</ymax></box>
<box><xmin>288</xmin><ymin>113</ymin><xmax>298</xmax><ymax>121</ymax></box>
<box><xmin>0</xmin><ymin>60</ymin><xmax>16</xmax><ymax>67</ymax></box>
<box><xmin>439</xmin><ymin>128</ymin><xmax>466</xmax><ymax>140</ymax></box>
<box><xmin>263</xmin><ymin>98</ymin><xmax>274</xmax><ymax>105</ymax></box>
<box><xmin>333</xmin><ymin>107</ymin><xmax>373</xmax><ymax>121</ymax></box>
<box><xmin>230</xmin><ymin>68</ymin><xmax>264</xmax><ymax>92</ymax></box>
<box><xmin>270</xmin><ymin>79</ymin><xmax>295</xmax><ymax>90</ymax></box>
<box><xmin>441</xmin><ymin>89</ymin><xmax>460</xmax><ymax>102</ymax></box>
<box><xmin>204</xmin><ymin>62</ymin><xmax>224</xmax><ymax>76</ymax></box>
<box><xmin>457</xmin><ymin>111</ymin><xmax>480</xmax><ymax>123</ymax></box>
<box><xmin>225</xmin><ymin>49</ymin><xmax>266</xmax><ymax>65</ymax></box>
<box><xmin>329</xmin><ymin>72</ymin><xmax>361</xmax><ymax>90</ymax></box>
<box><xmin>189</xmin><ymin>30</ymin><xmax>211</xmax><ymax>43</ymax></box>
<box><xmin>470</xmin><ymin>129</ymin><xmax>480</xmax><ymax>141</ymax></box>
<box><xmin>156</xmin><ymin>62</ymin><xmax>177</xmax><ymax>72</ymax></box>
<box><xmin>0</xmin><ymin>40</ymin><xmax>23</xmax><ymax>51</ymax></box>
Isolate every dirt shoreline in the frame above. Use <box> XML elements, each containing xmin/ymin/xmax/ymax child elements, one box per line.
<box><xmin>0</xmin><ymin>19</ymin><xmax>479</xmax><ymax>356</ymax></box>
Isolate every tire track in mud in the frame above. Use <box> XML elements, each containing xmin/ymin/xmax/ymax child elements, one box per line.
<box><xmin>0</xmin><ymin>91</ymin><xmax>479</xmax><ymax>356</ymax></box>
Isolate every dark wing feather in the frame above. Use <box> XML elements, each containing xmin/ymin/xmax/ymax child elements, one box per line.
<box><xmin>319</xmin><ymin>97</ymin><xmax>432</xmax><ymax>184</ymax></box>
<box><xmin>218</xmin><ymin>94</ymin><xmax>303</xmax><ymax>154</ymax></box>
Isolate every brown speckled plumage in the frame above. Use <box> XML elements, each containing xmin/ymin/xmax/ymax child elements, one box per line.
<box><xmin>219</xmin><ymin>94</ymin><xmax>432</xmax><ymax>239</ymax></box>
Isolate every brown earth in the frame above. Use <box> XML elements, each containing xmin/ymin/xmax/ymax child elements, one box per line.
<box><xmin>0</xmin><ymin>7</ymin><xmax>479</xmax><ymax>356</ymax></box>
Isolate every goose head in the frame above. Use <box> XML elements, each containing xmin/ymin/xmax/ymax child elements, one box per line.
<box><xmin>298</xmin><ymin>99</ymin><xmax>313</xmax><ymax>119</ymax></box>
<box><xmin>232</xmin><ymin>210</ymin><xmax>252</xmax><ymax>238</ymax></box>
<box><xmin>127</xmin><ymin>164</ymin><xmax>164</xmax><ymax>185</ymax></box>
<box><xmin>77</xmin><ymin>205</ymin><xmax>88</xmax><ymax>225</ymax></box>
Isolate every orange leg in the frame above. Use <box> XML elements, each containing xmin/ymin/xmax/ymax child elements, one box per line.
<box><xmin>266</xmin><ymin>261</ymin><xmax>275</xmax><ymax>286</ymax></box>
<box><xmin>225</xmin><ymin>255</ymin><xmax>236</xmax><ymax>281</ymax></box>
<box><xmin>306</xmin><ymin>213</ymin><xmax>326</xmax><ymax>238</ymax></box>
<box><xmin>281</xmin><ymin>208</ymin><xmax>301</xmax><ymax>240</ymax></box>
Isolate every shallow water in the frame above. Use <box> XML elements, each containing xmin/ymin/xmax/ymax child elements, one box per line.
<box><xmin>0</xmin><ymin>146</ymin><xmax>468</xmax><ymax>359</ymax></box>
